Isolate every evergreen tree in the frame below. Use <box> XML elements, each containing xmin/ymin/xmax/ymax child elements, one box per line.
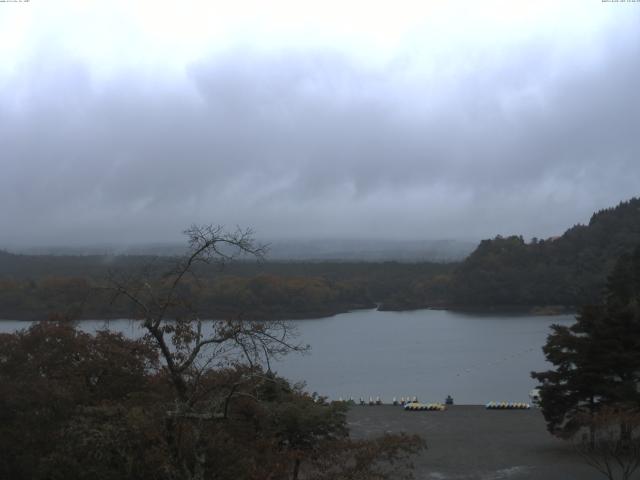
<box><xmin>532</xmin><ymin>245</ymin><xmax>640</xmax><ymax>438</ymax></box>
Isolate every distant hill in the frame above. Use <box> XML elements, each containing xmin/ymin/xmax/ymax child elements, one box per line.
<box><xmin>449</xmin><ymin>197</ymin><xmax>640</xmax><ymax>309</ymax></box>
<box><xmin>264</xmin><ymin>238</ymin><xmax>476</xmax><ymax>262</ymax></box>
<box><xmin>8</xmin><ymin>238</ymin><xmax>476</xmax><ymax>263</ymax></box>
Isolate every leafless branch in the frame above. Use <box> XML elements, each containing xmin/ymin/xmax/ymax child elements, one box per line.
<box><xmin>575</xmin><ymin>407</ymin><xmax>640</xmax><ymax>480</ymax></box>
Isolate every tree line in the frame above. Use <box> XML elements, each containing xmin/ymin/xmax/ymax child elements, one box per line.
<box><xmin>0</xmin><ymin>252</ymin><xmax>453</xmax><ymax>320</ymax></box>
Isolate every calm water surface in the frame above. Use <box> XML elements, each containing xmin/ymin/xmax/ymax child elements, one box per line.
<box><xmin>1</xmin><ymin>309</ymin><xmax>574</xmax><ymax>404</ymax></box>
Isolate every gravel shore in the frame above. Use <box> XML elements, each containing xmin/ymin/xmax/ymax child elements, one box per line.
<box><xmin>347</xmin><ymin>405</ymin><xmax>606</xmax><ymax>480</ymax></box>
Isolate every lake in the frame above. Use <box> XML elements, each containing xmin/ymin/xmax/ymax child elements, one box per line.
<box><xmin>0</xmin><ymin>309</ymin><xmax>574</xmax><ymax>404</ymax></box>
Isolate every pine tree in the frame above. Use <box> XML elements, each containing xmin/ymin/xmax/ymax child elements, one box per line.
<box><xmin>532</xmin><ymin>245</ymin><xmax>640</xmax><ymax>438</ymax></box>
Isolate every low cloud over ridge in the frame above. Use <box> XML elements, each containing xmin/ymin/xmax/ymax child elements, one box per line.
<box><xmin>2</xmin><ymin>2</ymin><xmax>639</xmax><ymax>246</ymax></box>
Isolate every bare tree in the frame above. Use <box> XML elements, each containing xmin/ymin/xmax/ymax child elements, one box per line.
<box><xmin>575</xmin><ymin>406</ymin><xmax>640</xmax><ymax>480</ymax></box>
<box><xmin>107</xmin><ymin>224</ymin><xmax>307</xmax><ymax>480</ymax></box>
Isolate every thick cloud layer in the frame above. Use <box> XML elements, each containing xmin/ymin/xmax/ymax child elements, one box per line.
<box><xmin>1</xmin><ymin>2</ymin><xmax>639</xmax><ymax>246</ymax></box>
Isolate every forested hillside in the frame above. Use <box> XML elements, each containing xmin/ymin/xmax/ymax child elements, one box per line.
<box><xmin>450</xmin><ymin>197</ymin><xmax>640</xmax><ymax>309</ymax></box>
<box><xmin>0</xmin><ymin>252</ymin><xmax>453</xmax><ymax>320</ymax></box>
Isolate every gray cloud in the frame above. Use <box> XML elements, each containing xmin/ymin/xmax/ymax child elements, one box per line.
<box><xmin>2</xmin><ymin>19</ymin><xmax>640</xmax><ymax>247</ymax></box>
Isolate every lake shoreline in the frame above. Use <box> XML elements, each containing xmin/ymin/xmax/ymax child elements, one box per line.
<box><xmin>379</xmin><ymin>303</ymin><xmax>576</xmax><ymax>316</ymax></box>
<box><xmin>0</xmin><ymin>303</ymin><xmax>576</xmax><ymax>322</ymax></box>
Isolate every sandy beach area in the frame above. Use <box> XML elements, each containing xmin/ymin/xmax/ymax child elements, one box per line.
<box><xmin>347</xmin><ymin>405</ymin><xmax>608</xmax><ymax>480</ymax></box>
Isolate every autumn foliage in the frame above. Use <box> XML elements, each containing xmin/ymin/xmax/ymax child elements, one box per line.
<box><xmin>0</xmin><ymin>321</ymin><xmax>423</xmax><ymax>480</ymax></box>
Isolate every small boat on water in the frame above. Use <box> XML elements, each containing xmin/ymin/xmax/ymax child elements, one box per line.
<box><xmin>485</xmin><ymin>401</ymin><xmax>530</xmax><ymax>409</ymax></box>
<box><xmin>404</xmin><ymin>402</ymin><xmax>445</xmax><ymax>411</ymax></box>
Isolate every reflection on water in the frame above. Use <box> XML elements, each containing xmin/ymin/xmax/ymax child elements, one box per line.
<box><xmin>0</xmin><ymin>309</ymin><xmax>574</xmax><ymax>404</ymax></box>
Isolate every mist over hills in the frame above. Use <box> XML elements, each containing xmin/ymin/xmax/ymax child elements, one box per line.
<box><xmin>9</xmin><ymin>238</ymin><xmax>477</xmax><ymax>263</ymax></box>
<box><xmin>264</xmin><ymin>239</ymin><xmax>477</xmax><ymax>262</ymax></box>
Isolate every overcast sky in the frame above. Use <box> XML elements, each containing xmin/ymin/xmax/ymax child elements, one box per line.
<box><xmin>1</xmin><ymin>0</ymin><xmax>639</xmax><ymax>246</ymax></box>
